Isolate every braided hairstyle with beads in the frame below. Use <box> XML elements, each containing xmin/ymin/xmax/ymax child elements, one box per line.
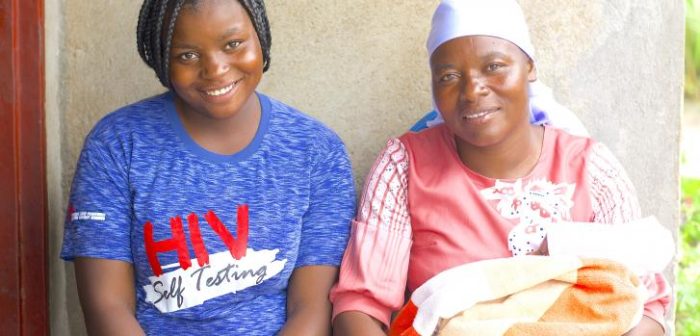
<box><xmin>136</xmin><ymin>0</ymin><xmax>271</xmax><ymax>88</ymax></box>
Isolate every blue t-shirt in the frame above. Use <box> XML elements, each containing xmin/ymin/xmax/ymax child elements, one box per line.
<box><xmin>61</xmin><ymin>92</ymin><xmax>356</xmax><ymax>335</ymax></box>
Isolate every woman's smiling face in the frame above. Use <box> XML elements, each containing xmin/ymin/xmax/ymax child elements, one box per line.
<box><xmin>430</xmin><ymin>35</ymin><xmax>536</xmax><ymax>149</ymax></box>
<box><xmin>169</xmin><ymin>0</ymin><xmax>263</xmax><ymax>122</ymax></box>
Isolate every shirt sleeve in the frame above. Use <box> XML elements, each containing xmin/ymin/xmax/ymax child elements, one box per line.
<box><xmin>330</xmin><ymin>138</ymin><xmax>413</xmax><ymax>327</ymax></box>
<box><xmin>585</xmin><ymin>142</ymin><xmax>671</xmax><ymax>328</ymax></box>
<box><xmin>60</xmin><ymin>122</ymin><xmax>134</xmax><ymax>263</ymax></box>
<box><xmin>295</xmin><ymin>132</ymin><xmax>357</xmax><ymax>268</ymax></box>
<box><xmin>587</xmin><ymin>142</ymin><xmax>642</xmax><ymax>223</ymax></box>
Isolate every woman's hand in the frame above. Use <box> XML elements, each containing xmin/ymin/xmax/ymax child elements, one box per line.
<box><xmin>74</xmin><ymin>258</ymin><xmax>145</xmax><ymax>336</ymax></box>
<box><xmin>278</xmin><ymin>265</ymin><xmax>338</xmax><ymax>336</ymax></box>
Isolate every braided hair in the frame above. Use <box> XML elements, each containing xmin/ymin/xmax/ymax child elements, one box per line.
<box><xmin>136</xmin><ymin>0</ymin><xmax>272</xmax><ymax>88</ymax></box>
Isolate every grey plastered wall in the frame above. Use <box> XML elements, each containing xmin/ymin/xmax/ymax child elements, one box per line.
<box><xmin>46</xmin><ymin>1</ymin><xmax>684</xmax><ymax>335</ymax></box>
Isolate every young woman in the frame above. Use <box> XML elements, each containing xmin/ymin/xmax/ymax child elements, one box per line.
<box><xmin>61</xmin><ymin>1</ymin><xmax>355</xmax><ymax>334</ymax></box>
<box><xmin>330</xmin><ymin>1</ymin><xmax>670</xmax><ymax>335</ymax></box>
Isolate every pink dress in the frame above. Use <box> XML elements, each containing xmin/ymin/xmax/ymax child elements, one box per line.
<box><xmin>330</xmin><ymin>125</ymin><xmax>669</xmax><ymax>328</ymax></box>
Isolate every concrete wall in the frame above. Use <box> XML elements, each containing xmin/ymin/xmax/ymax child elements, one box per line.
<box><xmin>46</xmin><ymin>1</ymin><xmax>684</xmax><ymax>335</ymax></box>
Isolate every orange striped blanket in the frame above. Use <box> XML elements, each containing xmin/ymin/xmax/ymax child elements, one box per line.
<box><xmin>389</xmin><ymin>256</ymin><xmax>645</xmax><ymax>336</ymax></box>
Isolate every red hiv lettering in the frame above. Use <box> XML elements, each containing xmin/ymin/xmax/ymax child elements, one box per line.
<box><xmin>204</xmin><ymin>205</ymin><xmax>249</xmax><ymax>260</ymax></box>
<box><xmin>144</xmin><ymin>216</ymin><xmax>191</xmax><ymax>276</ymax></box>
<box><xmin>187</xmin><ymin>212</ymin><xmax>209</xmax><ymax>267</ymax></box>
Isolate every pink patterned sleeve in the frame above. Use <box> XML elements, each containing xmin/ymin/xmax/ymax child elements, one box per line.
<box><xmin>330</xmin><ymin>138</ymin><xmax>413</xmax><ymax>327</ymax></box>
<box><xmin>586</xmin><ymin>142</ymin><xmax>671</xmax><ymax>328</ymax></box>
<box><xmin>587</xmin><ymin>142</ymin><xmax>642</xmax><ymax>223</ymax></box>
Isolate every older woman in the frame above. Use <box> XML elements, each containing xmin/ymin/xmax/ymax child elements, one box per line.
<box><xmin>330</xmin><ymin>1</ymin><xmax>670</xmax><ymax>335</ymax></box>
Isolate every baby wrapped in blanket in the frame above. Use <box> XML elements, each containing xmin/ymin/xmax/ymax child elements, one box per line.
<box><xmin>389</xmin><ymin>217</ymin><xmax>673</xmax><ymax>336</ymax></box>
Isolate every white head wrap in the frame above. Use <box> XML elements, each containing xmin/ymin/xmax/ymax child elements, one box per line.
<box><xmin>425</xmin><ymin>0</ymin><xmax>588</xmax><ymax>137</ymax></box>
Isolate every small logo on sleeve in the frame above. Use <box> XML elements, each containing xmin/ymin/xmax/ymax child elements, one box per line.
<box><xmin>70</xmin><ymin>210</ymin><xmax>107</xmax><ymax>222</ymax></box>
